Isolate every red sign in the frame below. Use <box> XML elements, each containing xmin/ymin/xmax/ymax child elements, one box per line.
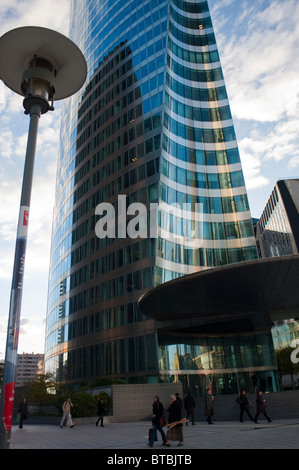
<box><xmin>23</xmin><ymin>210</ymin><xmax>29</xmax><ymax>227</ymax></box>
<box><xmin>3</xmin><ymin>382</ymin><xmax>15</xmax><ymax>431</ymax></box>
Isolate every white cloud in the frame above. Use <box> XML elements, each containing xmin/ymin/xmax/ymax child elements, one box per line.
<box><xmin>0</xmin><ymin>179</ymin><xmax>21</xmax><ymax>226</ymax></box>
<box><xmin>0</xmin><ymin>0</ymin><xmax>71</xmax><ymax>36</ymax></box>
<box><xmin>0</xmin><ymin>160</ymin><xmax>55</xmax><ymax>282</ymax></box>
<box><xmin>0</xmin><ymin>249</ymin><xmax>14</xmax><ymax>280</ymax></box>
<box><xmin>0</xmin><ymin>128</ymin><xmax>14</xmax><ymax>159</ymax></box>
<box><xmin>240</xmin><ymin>118</ymin><xmax>299</xmax><ymax>162</ymax></box>
<box><xmin>237</xmin><ymin>113</ymin><xmax>299</xmax><ymax>191</ymax></box>
<box><xmin>0</xmin><ymin>157</ymin><xmax>56</xmax><ymax>259</ymax></box>
<box><xmin>215</xmin><ymin>0</ymin><xmax>299</xmax><ymax>123</ymax></box>
<box><xmin>231</xmin><ymin>73</ymin><xmax>299</xmax><ymax>123</ymax></box>
<box><xmin>288</xmin><ymin>157</ymin><xmax>299</xmax><ymax>170</ymax></box>
<box><xmin>239</xmin><ymin>142</ymin><xmax>269</xmax><ymax>190</ymax></box>
<box><xmin>0</xmin><ymin>82</ymin><xmax>5</xmax><ymax>105</ymax></box>
<box><xmin>209</xmin><ymin>0</ymin><xmax>299</xmax><ymax>194</ymax></box>
<box><xmin>25</xmin><ymin>169</ymin><xmax>56</xmax><ymax>271</ymax></box>
<box><xmin>0</xmin><ymin>90</ymin><xmax>23</xmax><ymax>116</ymax></box>
<box><xmin>18</xmin><ymin>317</ymin><xmax>46</xmax><ymax>354</ymax></box>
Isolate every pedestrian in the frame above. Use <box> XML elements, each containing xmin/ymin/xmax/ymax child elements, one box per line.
<box><xmin>236</xmin><ymin>389</ymin><xmax>253</xmax><ymax>422</ymax></box>
<box><xmin>175</xmin><ymin>392</ymin><xmax>183</xmax><ymax>409</ymax></box>
<box><xmin>254</xmin><ymin>390</ymin><xmax>272</xmax><ymax>424</ymax></box>
<box><xmin>204</xmin><ymin>388</ymin><xmax>214</xmax><ymax>424</ymax></box>
<box><xmin>250</xmin><ymin>372</ymin><xmax>258</xmax><ymax>392</ymax></box>
<box><xmin>184</xmin><ymin>389</ymin><xmax>195</xmax><ymax>425</ymax></box>
<box><xmin>267</xmin><ymin>375</ymin><xmax>273</xmax><ymax>393</ymax></box>
<box><xmin>165</xmin><ymin>395</ymin><xmax>183</xmax><ymax>446</ymax></box>
<box><xmin>60</xmin><ymin>397</ymin><xmax>74</xmax><ymax>428</ymax></box>
<box><xmin>260</xmin><ymin>376</ymin><xmax>266</xmax><ymax>393</ymax></box>
<box><xmin>96</xmin><ymin>398</ymin><xmax>105</xmax><ymax>427</ymax></box>
<box><xmin>17</xmin><ymin>398</ymin><xmax>28</xmax><ymax>429</ymax></box>
<box><xmin>147</xmin><ymin>396</ymin><xmax>167</xmax><ymax>447</ymax></box>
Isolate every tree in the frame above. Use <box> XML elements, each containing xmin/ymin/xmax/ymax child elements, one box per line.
<box><xmin>275</xmin><ymin>346</ymin><xmax>299</xmax><ymax>390</ymax></box>
<box><xmin>23</xmin><ymin>373</ymin><xmax>57</xmax><ymax>412</ymax></box>
<box><xmin>89</xmin><ymin>376</ymin><xmax>123</xmax><ymax>387</ymax></box>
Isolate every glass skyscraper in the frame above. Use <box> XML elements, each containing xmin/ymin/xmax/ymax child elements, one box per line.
<box><xmin>45</xmin><ymin>0</ymin><xmax>258</xmax><ymax>390</ymax></box>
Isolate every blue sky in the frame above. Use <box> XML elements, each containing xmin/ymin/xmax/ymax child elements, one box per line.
<box><xmin>0</xmin><ymin>0</ymin><xmax>299</xmax><ymax>357</ymax></box>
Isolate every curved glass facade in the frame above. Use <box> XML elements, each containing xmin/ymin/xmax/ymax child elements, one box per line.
<box><xmin>156</xmin><ymin>0</ymin><xmax>256</xmax><ymax>284</ymax></box>
<box><xmin>159</xmin><ymin>332</ymin><xmax>279</xmax><ymax>395</ymax></box>
<box><xmin>45</xmin><ymin>0</ymin><xmax>264</xmax><ymax>393</ymax></box>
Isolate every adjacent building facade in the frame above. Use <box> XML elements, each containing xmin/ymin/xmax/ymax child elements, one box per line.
<box><xmin>45</xmin><ymin>0</ymin><xmax>258</xmax><ymax>392</ymax></box>
<box><xmin>254</xmin><ymin>179</ymin><xmax>299</xmax><ymax>381</ymax></box>
<box><xmin>255</xmin><ymin>179</ymin><xmax>299</xmax><ymax>258</ymax></box>
<box><xmin>15</xmin><ymin>353</ymin><xmax>45</xmax><ymax>388</ymax></box>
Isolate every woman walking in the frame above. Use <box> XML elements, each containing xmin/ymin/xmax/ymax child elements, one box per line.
<box><xmin>148</xmin><ymin>396</ymin><xmax>167</xmax><ymax>447</ymax></box>
<box><xmin>204</xmin><ymin>388</ymin><xmax>214</xmax><ymax>424</ymax></box>
<box><xmin>165</xmin><ymin>395</ymin><xmax>183</xmax><ymax>446</ymax></box>
<box><xmin>254</xmin><ymin>390</ymin><xmax>272</xmax><ymax>424</ymax></box>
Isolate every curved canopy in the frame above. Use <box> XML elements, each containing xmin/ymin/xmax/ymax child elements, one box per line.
<box><xmin>139</xmin><ymin>255</ymin><xmax>299</xmax><ymax>325</ymax></box>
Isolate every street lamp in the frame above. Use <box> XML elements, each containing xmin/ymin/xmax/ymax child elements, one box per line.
<box><xmin>0</xmin><ymin>26</ymin><xmax>87</xmax><ymax>448</ymax></box>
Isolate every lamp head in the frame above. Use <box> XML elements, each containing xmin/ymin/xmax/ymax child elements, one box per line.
<box><xmin>0</xmin><ymin>26</ymin><xmax>87</xmax><ymax>113</ymax></box>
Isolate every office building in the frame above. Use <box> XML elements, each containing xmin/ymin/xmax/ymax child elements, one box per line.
<box><xmin>255</xmin><ymin>179</ymin><xmax>299</xmax><ymax>258</ymax></box>
<box><xmin>45</xmin><ymin>0</ymin><xmax>258</xmax><ymax>392</ymax></box>
<box><xmin>254</xmin><ymin>179</ymin><xmax>299</xmax><ymax>381</ymax></box>
<box><xmin>15</xmin><ymin>353</ymin><xmax>44</xmax><ymax>388</ymax></box>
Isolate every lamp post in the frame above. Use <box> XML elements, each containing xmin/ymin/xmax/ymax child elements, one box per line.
<box><xmin>0</xmin><ymin>26</ymin><xmax>87</xmax><ymax>448</ymax></box>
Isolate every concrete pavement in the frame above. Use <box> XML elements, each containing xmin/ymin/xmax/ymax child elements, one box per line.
<box><xmin>9</xmin><ymin>418</ymin><xmax>299</xmax><ymax>450</ymax></box>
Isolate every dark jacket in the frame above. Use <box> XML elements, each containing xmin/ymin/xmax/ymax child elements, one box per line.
<box><xmin>205</xmin><ymin>393</ymin><xmax>214</xmax><ymax>410</ymax></box>
<box><xmin>256</xmin><ymin>395</ymin><xmax>266</xmax><ymax>413</ymax></box>
<box><xmin>167</xmin><ymin>399</ymin><xmax>182</xmax><ymax>424</ymax></box>
<box><xmin>184</xmin><ymin>393</ymin><xmax>195</xmax><ymax>411</ymax></box>
<box><xmin>18</xmin><ymin>400</ymin><xmax>28</xmax><ymax>417</ymax></box>
<box><xmin>176</xmin><ymin>396</ymin><xmax>183</xmax><ymax>409</ymax></box>
<box><xmin>152</xmin><ymin>402</ymin><xmax>164</xmax><ymax>426</ymax></box>
<box><xmin>256</xmin><ymin>394</ymin><xmax>266</xmax><ymax>413</ymax></box>
<box><xmin>97</xmin><ymin>400</ymin><xmax>104</xmax><ymax>416</ymax></box>
<box><xmin>237</xmin><ymin>394</ymin><xmax>250</xmax><ymax>410</ymax></box>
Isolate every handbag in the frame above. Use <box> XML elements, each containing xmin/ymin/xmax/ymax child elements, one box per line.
<box><xmin>159</xmin><ymin>415</ymin><xmax>167</xmax><ymax>428</ymax></box>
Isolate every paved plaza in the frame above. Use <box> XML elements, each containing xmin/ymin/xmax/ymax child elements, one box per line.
<box><xmin>9</xmin><ymin>418</ymin><xmax>299</xmax><ymax>450</ymax></box>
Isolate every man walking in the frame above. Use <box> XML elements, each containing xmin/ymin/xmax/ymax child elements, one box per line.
<box><xmin>254</xmin><ymin>390</ymin><xmax>272</xmax><ymax>424</ymax></box>
<box><xmin>184</xmin><ymin>390</ymin><xmax>196</xmax><ymax>425</ymax></box>
<box><xmin>236</xmin><ymin>389</ymin><xmax>253</xmax><ymax>422</ymax></box>
<box><xmin>96</xmin><ymin>398</ymin><xmax>105</xmax><ymax>427</ymax></box>
<box><xmin>60</xmin><ymin>397</ymin><xmax>74</xmax><ymax>428</ymax></box>
<box><xmin>17</xmin><ymin>398</ymin><xmax>28</xmax><ymax>429</ymax></box>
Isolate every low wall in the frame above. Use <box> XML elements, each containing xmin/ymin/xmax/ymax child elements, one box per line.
<box><xmin>190</xmin><ymin>390</ymin><xmax>299</xmax><ymax>422</ymax></box>
<box><xmin>111</xmin><ymin>387</ymin><xmax>299</xmax><ymax>423</ymax></box>
<box><xmin>12</xmin><ymin>387</ymin><xmax>299</xmax><ymax>425</ymax></box>
<box><xmin>111</xmin><ymin>383</ymin><xmax>183</xmax><ymax>422</ymax></box>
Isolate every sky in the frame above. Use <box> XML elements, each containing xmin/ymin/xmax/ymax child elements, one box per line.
<box><xmin>0</xmin><ymin>0</ymin><xmax>299</xmax><ymax>359</ymax></box>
